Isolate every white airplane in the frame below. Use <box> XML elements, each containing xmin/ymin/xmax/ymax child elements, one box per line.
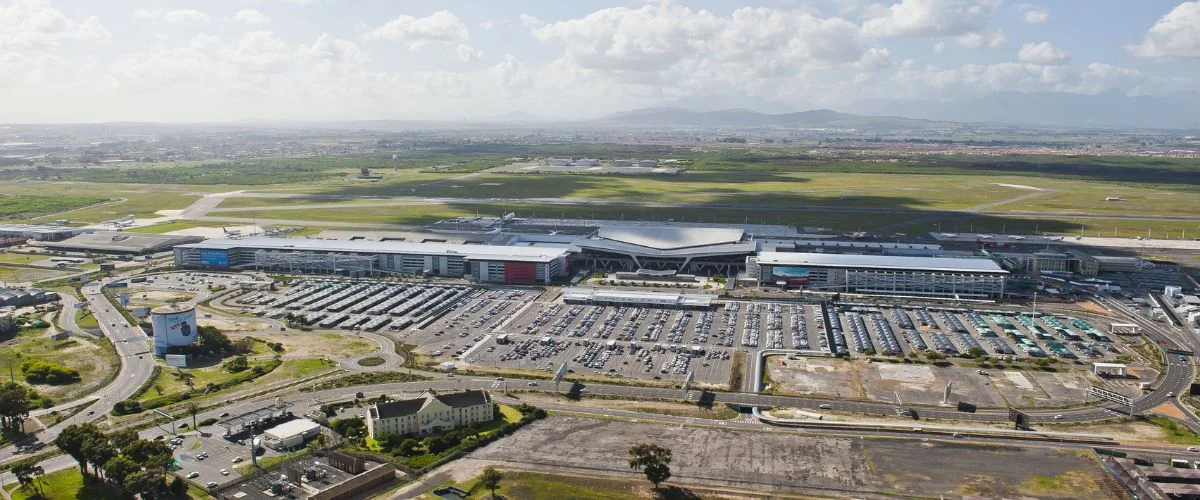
<box><xmin>1008</xmin><ymin>235</ymin><xmax>1026</xmax><ymax>240</ymax></box>
<box><xmin>939</xmin><ymin>233</ymin><xmax>959</xmax><ymax>238</ymax></box>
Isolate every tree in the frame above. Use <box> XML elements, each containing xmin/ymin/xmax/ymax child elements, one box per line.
<box><xmin>109</xmin><ymin>428</ymin><xmax>140</xmax><ymax>452</ymax></box>
<box><xmin>0</xmin><ymin>381</ymin><xmax>33</xmax><ymax>433</ymax></box>
<box><xmin>54</xmin><ymin>423</ymin><xmax>104</xmax><ymax>475</ymax></box>
<box><xmin>628</xmin><ymin>443</ymin><xmax>672</xmax><ymax>490</ymax></box>
<box><xmin>12</xmin><ymin>459</ymin><xmax>44</xmax><ymax>497</ymax></box>
<box><xmin>82</xmin><ymin>435</ymin><xmax>117</xmax><ymax>477</ymax></box>
<box><xmin>124</xmin><ymin>469</ymin><xmax>168</xmax><ymax>499</ymax></box>
<box><xmin>967</xmin><ymin>347</ymin><xmax>986</xmax><ymax>358</ymax></box>
<box><xmin>480</xmin><ymin>466</ymin><xmax>503</xmax><ymax>499</ymax></box>
<box><xmin>124</xmin><ymin>439</ymin><xmax>173</xmax><ymax>470</ymax></box>
<box><xmin>103</xmin><ymin>455</ymin><xmax>139</xmax><ymax>486</ymax></box>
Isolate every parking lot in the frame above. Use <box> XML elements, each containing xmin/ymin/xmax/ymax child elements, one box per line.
<box><xmin>213</xmin><ymin>276</ymin><xmax>1137</xmax><ymax>393</ymax></box>
<box><xmin>236</xmin><ymin>279</ymin><xmax>478</xmax><ymax>332</ymax></box>
<box><xmin>407</xmin><ymin>293</ymin><xmax>738</xmax><ymax>384</ymax></box>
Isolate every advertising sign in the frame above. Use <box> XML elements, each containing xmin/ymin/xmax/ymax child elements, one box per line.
<box><xmin>199</xmin><ymin>249</ymin><xmax>229</xmax><ymax>267</ymax></box>
<box><xmin>151</xmin><ymin>308</ymin><xmax>197</xmax><ymax>354</ymax></box>
<box><xmin>770</xmin><ymin>266</ymin><xmax>811</xmax><ymax>285</ymax></box>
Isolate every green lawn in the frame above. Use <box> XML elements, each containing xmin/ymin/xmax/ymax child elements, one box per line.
<box><xmin>0</xmin><ymin>252</ymin><xmax>46</xmax><ymax>265</ymax></box>
<box><xmin>75</xmin><ymin>308</ymin><xmax>99</xmax><ymax>329</ymax></box>
<box><xmin>126</xmin><ymin>220</ymin><xmax>225</xmax><ymax>234</ymax></box>
<box><xmin>254</xmin><ymin>358</ymin><xmax>338</xmax><ymax>385</ymax></box>
<box><xmin>453</xmin><ymin>470</ymin><xmax>651</xmax><ymax>500</ymax></box>
<box><xmin>4</xmin><ymin>467</ymin><xmax>124</xmax><ymax>500</ymax></box>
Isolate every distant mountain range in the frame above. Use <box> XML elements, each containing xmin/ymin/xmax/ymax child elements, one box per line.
<box><xmin>586</xmin><ymin>107</ymin><xmax>955</xmax><ymax>131</ymax></box>
<box><xmin>847</xmin><ymin>91</ymin><xmax>1200</xmax><ymax>131</ymax></box>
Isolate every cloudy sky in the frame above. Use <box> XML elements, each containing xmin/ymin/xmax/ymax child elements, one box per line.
<box><xmin>2</xmin><ymin>0</ymin><xmax>1198</xmax><ymax>122</ymax></box>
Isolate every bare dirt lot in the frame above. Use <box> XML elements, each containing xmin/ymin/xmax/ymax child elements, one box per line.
<box><xmin>470</xmin><ymin>415</ymin><xmax>1109</xmax><ymax>498</ymax></box>
<box><xmin>766</xmin><ymin>356</ymin><xmax>1122</xmax><ymax>409</ymax></box>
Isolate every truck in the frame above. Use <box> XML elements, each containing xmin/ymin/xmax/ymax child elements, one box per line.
<box><xmin>1171</xmin><ymin>458</ymin><xmax>1191</xmax><ymax>468</ymax></box>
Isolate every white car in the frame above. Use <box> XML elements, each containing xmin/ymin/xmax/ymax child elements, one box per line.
<box><xmin>186</xmin><ymin>471</ymin><xmax>200</xmax><ymax>479</ymax></box>
<box><xmin>219</xmin><ymin>469</ymin><xmax>229</xmax><ymax>476</ymax></box>
<box><xmin>231</xmin><ymin>456</ymin><xmax>243</xmax><ymax>463</ymax></box>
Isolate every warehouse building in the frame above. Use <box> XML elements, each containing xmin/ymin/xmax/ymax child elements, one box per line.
<box><xmin>40</xmin><ymin>231</ymin><xmax>203</xmax><ymax>254</ymax></box>
<box><xmin>174</xmin><ymin>237</ymin><xmax>569</xmax><ymax>284</ymax></box>
<box><xmin>366</xmin><ymin>390</ymin><xmax>493</xmax><ymax>438</ymax></box>
<box><xmin>0</xmin><ymin>224</ymin><xmax>90</xmax><ymax>241</ymax></box>
<box><xmin>753</xmin><ymin>252</ymin><xmax>1007</xmax><ymax>299</ymax></box>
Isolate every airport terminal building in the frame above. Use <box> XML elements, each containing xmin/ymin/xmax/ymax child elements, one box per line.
<box><xmin>753</xmin><ymin>252</ymin><xmax>1008</xmax><ymax>299</ymax></box>
<box><xmin>174</xmin><ymin>237</ymin><xmax>569</xmax><ymax>284</ymax></box>
<box><xmin>571</xmin><ymin>226</ymin><xmax>757</xmax><ymax>275</ymax></box>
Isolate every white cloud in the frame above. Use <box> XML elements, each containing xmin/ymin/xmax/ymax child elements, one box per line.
<box><xmin>0</xmin><ymin>0</ymin><xmax>111</xmax><ymax>51</ymax></box>
<box><xmin>1013</xmin><ymin>3</ymin><xmax>1048</xmax><ymax>24</ymax></box>
<box><xmin>954</xmin><ymin>31</ymin><xmax>1006</xmax><ymax>49</ymax></box>
<box><xmin>163</xmin><ymin>9</ymin><xmax>211</xmax><ymax>24</ymax></box>
<box><xmin>530</xmin><ymin>3</ymin><xmax>881</xmax><ymax>88</ymax></box>
<box><xmin>1127</xmin><ymin>1</ymin><xmax>1200</xmax><ymax>59</ymax></box>
<box><xmin>479</xmin><ymin>20</ymin><xmax>495</xmax><ymax>30</ymax></box>
<box><xmin>1018</xmin><ymin>41</ymin><xmax>1068</xmax><ymax>65</ymax></box>
<box><xmin>133</xmin><ymin>9</ymin><xmax>161</xmax><ymax>20</ymax></box>
<box><xmin>296</xmin><ymin>34</ymin><xmax>370</xmax><ymax>74</ymax></box>
<box><xmin>363</xmin><ymin>10</ymin><xmax>469</xmax><ymax>50</ymax></box>
<box><xmin>519</xmin><ymin>14</ymin><xmax>542</xmax><ymax>28</ymax></box>
<box><xmin>862</xmin><ymin>0</ymin><xmax>1000</xmax><ymax>37</ymax></box>
<box><xmin>455</xmin><ymin>44</ymin><xmax>482</xmax><ymax>62</ymax></box>
<box><xmin>189</xmin><ymin>34</ymin><xmax>220</xmax><ymax>51</ymax></box>
<box><xmin>933</xmin><ymin>41</ymin><xmax>945</xmax><ymax>54</ymax></box>
<box><xmin>233</xmin><ymin>9</ymin><xmax>271</xmax><ymax>25</ymax></box>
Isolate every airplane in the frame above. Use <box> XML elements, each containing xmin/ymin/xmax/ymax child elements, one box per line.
<box><xmin>977</xmin><ymin>234</ymin><xmax>994</xmax><ymax>239</ymax></box>
<box><xmin>222</xmin><ymin>227</ymin><xmax>242</xmax><ymax>236</ymax></box>
<box><xmin>1008</xmin><ymin>235</ymin><xmax>1026</xmax><ymax>240</ymax></box>
<box><xmin>939</xmin><ymin>233</ymin><xmax>959</xmax><ymax>238</ymax></box>
<box><xmin>548</xmin><ymin>230</ymin><xmax>561</xmax><ymax>235</ymax></box>
<box><xmin>486</xmin><ymin>227</ymin><xmax>502</xmax><ymax>234</ymax></box>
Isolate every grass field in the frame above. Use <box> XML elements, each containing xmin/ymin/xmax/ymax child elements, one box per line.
<box><xmin>0</xmin><ymin>252</ymin><xmax>46</xmax><ymax>265</ymax></box>
<box><xmin>210</xmin><ymin>201</ymin><xmax>920</xmax><ymax>232</ymax></box>
<box><xmin>136</xmin><ymin>343</ymin><xmax>278</xmax><ymax>403</ymax></box>
<box><xmin>75</xmin><ymin>308</ymin><xmax>99</xmax><ymax>329</ymax></box>
<box><xmin>0</xmin><ymin>181</ymin><xmax>209</xmax><ymax>223</ymax></box>
<box><xmin>445</xmin><ymin>470</ymin><xmax>657</xmax><ymax>500</ymax></box>
<box><xmin>126</xmin><ymin>220</ymin><xmax>226</xmax><ymax>234</ymax></box>
<box><xmin>0</xmin><ymin>326</ymin><xmax>120</xmax><ymax>403</ymax></box>
<box><xmin>253</xmin><ymin>357</ymin><xmax>338</xmax><ymax>385</ymax></box>
<box><xmin>0</xmin><ymin>265</ymin><xmax>71</xmax><ymax>283</ymax></box>
<box><xmin>4</xmin><ymin>468</ymin><xmax>124</xmax><ymax>500</ymax></box>
<box><xmin>0</xmin><ymin>194</ymin><xmax>107</xmax><ymax>221</ymax></box>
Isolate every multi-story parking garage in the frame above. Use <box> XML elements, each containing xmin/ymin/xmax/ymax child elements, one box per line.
<box><xmin>754</xmin><ymin>252</ymin><xmax>1008</xmax><ymax>299</ymax></box>
<box><xmin>174</xmin><ymin>237</ymin><xmax>569</xmax><ymax>284</ymax></box>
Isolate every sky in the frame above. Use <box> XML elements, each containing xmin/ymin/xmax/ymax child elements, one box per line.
<box><xmin>1</xmin><ymin>0</ymin><xmax>1198</xmax><ymax>123</ymax></box>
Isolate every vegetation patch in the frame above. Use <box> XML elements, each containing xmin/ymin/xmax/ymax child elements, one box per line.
<box><xmin>301</xmin><ymin>371</ymin><xmax>429</xmax><ymax>392</ymax></box>
<box><xmin>0</xmin><ymin>194</ymin><xmax>107</xmax><ymax>221</ymax></box>
<box><xmin>1146</xmin><ymin>416</ymin><xmax>1200</xmax><ymax>445</ymax></box>
<box><xmin>357</xmin><ymin>356</ymin><xmax>386</xmax><ymax>367</ymax></box>
<box><xmin>1018</xmin><ymin>469</ymin><xmax>1101</xmax><ymax>497</ymax></box>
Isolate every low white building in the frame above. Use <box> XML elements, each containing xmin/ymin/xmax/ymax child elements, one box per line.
<box><xmin>366</xmin><ymin>390</ymin><xmax>493</xmax><ymax>438</ymax></box>
<box><xmin>261</xmin><ymin>418</ymin><xmax>322</xmax><ymax>450</ymax></box>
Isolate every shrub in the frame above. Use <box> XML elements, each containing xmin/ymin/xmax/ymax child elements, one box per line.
<box><xmin>20</xmin><ymin>360</ymin><xmax>80</xmax><ymax>384</ymax></box>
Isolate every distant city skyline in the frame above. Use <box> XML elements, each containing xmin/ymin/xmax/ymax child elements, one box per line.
<box><xmin>2</xmin><ymin>0</ymin><xmax>1198</xmax><ymax>123</ymax></box>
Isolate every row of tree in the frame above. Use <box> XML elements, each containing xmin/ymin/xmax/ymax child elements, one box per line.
<box><xmin>52</xmin><ymin>423</ymin><xmax>187</xmax><ymax>499</ymax></box>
